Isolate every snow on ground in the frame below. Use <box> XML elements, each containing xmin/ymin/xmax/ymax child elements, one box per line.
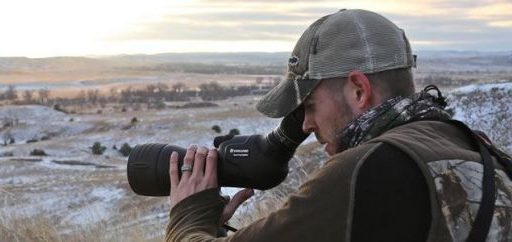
<box><xmin>61</xmin><ymin>186</ymin><xmax>125</xmax><ymax>226</ymax></box>
<box><xmin>0</xmin><ymin>96</ymin><xmax>303</xmax><ymax>238</ymax></box>
<box><xmin>447</xmin><ymin>81</ymin><xmax>512</xmax><ymax>153</ymax></box>
<box><xmin>0</xmin><ymin>105</ymin><xmax>94</xmax><ymax>144</ymax></box>
<box><xmin>0</xmin><ymin>105</ymin><xmax>67</xmax><ymax>121</ymax></box>
<box><xmin>449</xmin><ymin>81</ymin><xmax>512</xmax><ymax>95</ymax></box>
<box><xmin>0</xmin><ymin>87</ymin><xmax>510</xmax><ymax>239</ymax></box>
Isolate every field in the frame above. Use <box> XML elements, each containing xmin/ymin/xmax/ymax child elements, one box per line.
<box><xmin>0</xmin><ymin>95</ymin><xmax>281</xmax><ymax>240</ymax></box>
<box><xmin>0</xmin><ymin>52</ymin><xmax>511</xmax><ymax>241</ymax></box>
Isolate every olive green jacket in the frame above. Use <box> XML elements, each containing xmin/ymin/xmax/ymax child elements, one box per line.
<box><xmin>166</xmin><ymin>121</ymin><xmax>512</xmax><ymax>241</ymax></box>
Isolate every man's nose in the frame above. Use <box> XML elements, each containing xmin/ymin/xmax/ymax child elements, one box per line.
<box><xmin>302</xmin><ymin>115</ymin><xmax>314</xmax><ymax>134</ymax></box>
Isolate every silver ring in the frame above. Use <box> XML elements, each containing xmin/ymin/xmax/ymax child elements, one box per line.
<box><xmin>181</xmin><ymin>164</ymin><xmax>193</xmax><ymax>172</ymax></box>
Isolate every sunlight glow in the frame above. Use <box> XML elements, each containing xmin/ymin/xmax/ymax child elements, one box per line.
<box><xmin>0</xmin><ymin>0</ymin><xmax>510</xmax><ymax>57</ymax></box>
<box><xmin>468</xmin><ymin>2</ymin><xmax>512</xmax><ymax>28</ymax></box>
<box><xmin>0</xmin><ymin>0</ymin><xmax>193</xmax><ymax>57</ymax></box>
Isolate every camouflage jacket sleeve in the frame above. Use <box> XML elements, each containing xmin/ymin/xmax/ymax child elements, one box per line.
<box><xmin>166</xmin><ymin>188</ymin><xmax>226</xmax><ymax>241</ymax></box>
<box><xmin>165</xmin><ymin>143</ymin><xmax>378</xmax><ymax>242</ymax></box>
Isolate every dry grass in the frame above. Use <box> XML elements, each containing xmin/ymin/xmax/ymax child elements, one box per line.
<box><xmin>0</xmin><ymin>155</ymin><xmax>168</xmax><ymax>242</ymax></box>
<box><xmin>0</xmin><ymin>210</ymin><xmax>164</xmax><ymax>242</ymax></box>
<box><xmin>0</xmin><ymin>211</ymin><xmax>61</xmax><ymax>242</ymax></box>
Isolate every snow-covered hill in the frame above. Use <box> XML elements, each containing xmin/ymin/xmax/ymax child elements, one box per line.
<box><xmin>447</xmin><ymin>81</ymin><xmax>512</xmax><ymax>153</ymax></box>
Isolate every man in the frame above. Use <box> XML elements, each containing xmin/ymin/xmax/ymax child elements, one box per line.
<box><xmin>165</xmin><ymin>9</ymin><xmax>512</xmax><ymax>241</ymax></box>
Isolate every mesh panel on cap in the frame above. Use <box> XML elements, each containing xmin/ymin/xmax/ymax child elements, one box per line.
<box><xmin>309</xmin><ymin>9</ymin><xmax>413</xmax><ymax>80</ymax></box>
<box><xmin>358</xmin><ymin>10</ymin><xmax>411</xmax><ymax>72</ymax></box>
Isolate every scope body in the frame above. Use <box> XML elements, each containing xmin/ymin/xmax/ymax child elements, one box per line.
<box><xmin>127</xmin><ymin>106</ymin><xmax>308</xmax><ymax>196</ymax></box>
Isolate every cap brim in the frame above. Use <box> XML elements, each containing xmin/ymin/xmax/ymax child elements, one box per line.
<box><xmin>256</xmin><ymin>77</ymin><xmax>319</xmax><ymax>118</ymax></box>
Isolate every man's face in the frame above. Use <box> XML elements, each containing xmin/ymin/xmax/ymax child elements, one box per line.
<box><xmin>302</xmin><ymin>79</ymin><xmax>356</xmax><ymax>156</ymax></box>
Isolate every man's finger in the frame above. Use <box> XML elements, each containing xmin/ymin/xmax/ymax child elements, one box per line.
<box><xmin>182</xmin><ymin>145</ymin><xmax>197</xmax><ymax>180</ymax></box>
<box><xmin>205</xmin><ymin>148</ymin><xmax>218</xmax><ymax>186</ymax></box>
<box><xmin>169</xmin><ymin>151</ymin><xmax>179</xmax><ymax>192</ymax></box>
<box><xmin>221</xmin><ymin>188</ymin><xmax>254</xmax><ymax>223</ymax></box>
<box><xmin>192</xmin><ymin>146</ymin><xmax>208</xmax><ymax>178</ymax></box>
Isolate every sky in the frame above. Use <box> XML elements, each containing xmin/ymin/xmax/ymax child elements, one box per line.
<box><xmin>0</xmin><ymin>0</ymin><xmax>511</xmax><ymax>58</ymax></box>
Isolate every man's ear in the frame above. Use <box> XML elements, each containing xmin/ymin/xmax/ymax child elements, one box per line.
<box><xmin>346</xmin><ymin>71</ymin><xmax>372</xmax><ymax>110</ymax></box>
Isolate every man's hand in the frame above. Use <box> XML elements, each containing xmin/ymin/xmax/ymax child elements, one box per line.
<box><xmin>169</xmin><ymin>145</ymin><xmax>218</xmax><ymax>208</ymax></box>
<box><xmin>169</xmin><ymin>145</ymin><xmax>254</xmax><ymax>223</ymax></box>
<box><xmin>220</xmin><ymin>188</ymin><xmax>254</xmax><ymax>224</ymax></box>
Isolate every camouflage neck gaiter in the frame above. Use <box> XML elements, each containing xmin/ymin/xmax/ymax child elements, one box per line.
<box><xmin>336</xmin><ymin>85</ymin><xmax>452</xmax><ymax>152</ymax></box>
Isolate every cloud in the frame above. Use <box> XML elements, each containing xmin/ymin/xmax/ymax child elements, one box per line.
<box><xmin>113</xmin><ymin>6</ymin><xmax>337</xmax><ymax>42</ymax></box>
<box><xmin>387</xmin><ymin>12</ymin><xmax>512</xmax><ymax>51</ymax></box>
<box><xmin>467</xmin><ymin>2</ymin><xmax>512</xmax><ymax>27</ymax></box>
<box><xmin>113</xmin><ymin>0</ymin><xmax>512</xmax><ymax>51</ymax></box>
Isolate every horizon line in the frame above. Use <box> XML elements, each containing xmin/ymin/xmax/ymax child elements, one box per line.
<box><xmin>1</xmin><ymin>49</ymin><xmax>512</xmax><ymax>59</ymax></box>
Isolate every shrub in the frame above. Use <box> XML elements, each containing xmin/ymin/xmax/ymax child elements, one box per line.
<box><xmin>91</xmin><ymin>142</ymin><xmax>106</xmax><ymax>155</ymax></box>
<box><xmin>119</xmin><ymin>143</ymin><xmax>132</xmax><ymax>157</ymax></box>
<box><xmin>155</xmin><ymin>100</ymin><xmax>166</xmax><ymax>109</ymax></box>
<box><xmin>53</xmin><ymin>104</ymin><xmax>67</xmax><ymax>113</ymax></box>
<box><xmin>229</xmin><ymin>128</ymin><xmax>240</xmax><ymax>136</ymax></box>
<box><xmin>180</xmin><ymin>102</ymin><xmax>218</xmax><ymax>109</ymax></box>
<box><xmin>2</xmin><ymin>132</ymin><xmax>14</xmax><ymax>146</ymax></box>
<box><xmin>30</xmin><ymin>149</ymin><xmax>47</xmax><ymax>156</ymax></box>
<box><xmin>211</xmin><ymin>125</ymin><xmax>222</xmax><ymax>133</ymax></box>
<box><xmin>131</xmin><ymin>117</ymin><xmax>138</xmax><ymax>125</ymax></box>
<box><xmin>113</xmin><ymin>145</ymin><xmax>118</xmax><ymax>150</ymax></box>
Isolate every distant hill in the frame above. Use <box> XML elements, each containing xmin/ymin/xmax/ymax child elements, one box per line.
<box><xmin>0</xmin><ymin>52</ymin><xmax>290</xmax><ymax>73</ymax></box>
<box><xmin>1</xmin><ymin>50</ymin><xmax>511</xmax><ymax>72</ymax></box>
<box><xmin>104</xmin><ymin>52</ymin><xmax>290</xmax><ymax>65</ymax></box>
<box><xmin>416</xmin><ymin>50</ymin><xmax>512</xmax><ymax>59</ymax></box>
<box><xmin>415</xmin><ymin>50</ymin><xmax>512</xmax><ymax>71</ymax></box>
<box><xmin>1</xmin><ymin>51</ymin><xmax>510</xmax><ymax>94</ymax></box>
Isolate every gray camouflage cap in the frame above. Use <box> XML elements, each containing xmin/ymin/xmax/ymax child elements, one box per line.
<box><xmin>256</xmin><ymin>9</ymin><xmax>416</xmax><ymax>118</ymax></box>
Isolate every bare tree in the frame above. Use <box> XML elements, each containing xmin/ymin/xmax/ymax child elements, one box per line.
<box><xmin>5</xmin><ymin>85</ymin><xmax>18</xmax><ymax>101</ymax></box>
<box><xmin>87</xmin><ymin>89</ymin><xmax>99</xmax><ymax>104</ymax></box>
<box><xmin>109</xmin><ymin>87</ymin><xmax>119</xmax><ymax>102</ymax></box>
<box><xmin>156</xmin><ymin>83</ymin><xmax>169</xmax><ymax>92</ymax></box>
<box><xmin>76</xmin><ymin>90</ymin><xmax>86</xmax><ymax>105</ymax></box>
<box><xmin>120</xmin><ymin>86</ymin><xmax>133</xmax><ymax>103</ymax></box>
<box><xmin>199</xmin><ymin>82</ymin><xmax>222</xmax><ymax>92</ymax></box>
<box><xmin>22</xmin><ymin>90</ymin><xmax>33</xmax><ymax>103</ymax></box>
<box><xmin>146</xmin><ymin>84</ymin><xmax>156</xmax><ymax>95</ymax></box>
<box><xmin>38</xmin><ymin>88</ymin><xmax>50</xmax><ymax>104</ymax></box>
<box><xmin>2</xmin><ymin>130</ymin><xmax>14</xmax><ymax>146</ymax></box>
<box><xmin>172</xmin><ymin>82</ymin><xmax>186</xmax><ymax>93</ymax></box>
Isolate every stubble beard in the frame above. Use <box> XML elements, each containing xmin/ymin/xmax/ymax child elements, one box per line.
<box><xmin>332</xmin><ymin>99</ymin><xmax>357</xmax><ymax>154</ymax></box>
